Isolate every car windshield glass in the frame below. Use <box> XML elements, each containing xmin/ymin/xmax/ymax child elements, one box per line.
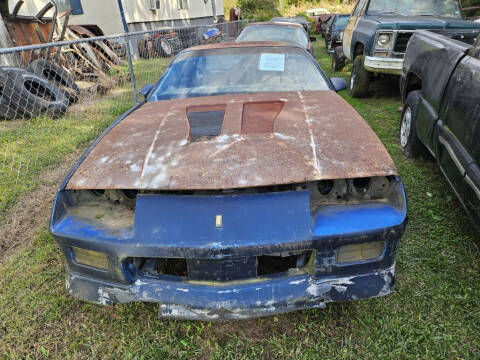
<box><xmin>149</xmin><ymin>47</ymin><xmax>330</xmax><ymax>101</ymax></box>
<box><xmin>367</xmin><ymin>0</ymin><xmax>462</xmax><ymax>17</ymax></box>
<box><xmin>236</xmin><ymin>25</ymin><xmax>308</xmax><ymax>47</ymax></box>
<box><xmin>333</xmin><ymin>16</ymin><xmax>350</xmax><ymax>30</ymax></box>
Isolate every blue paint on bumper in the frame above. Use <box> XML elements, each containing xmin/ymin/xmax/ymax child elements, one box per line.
<box><xmin>67</xmin><ymin>264</ymin><xmax>395</xmax><ymax>320</ymax></box>
<box><xmin>51</xmin><ymin>178</ymin><xmax>407</xmax><ymax>320</ymax></box>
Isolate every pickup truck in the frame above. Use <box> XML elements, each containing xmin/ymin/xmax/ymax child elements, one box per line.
<box><xmin>337</xmin><ymin>0</ymin><xmax>480</xmax><ymax>98</ymax></box>
<box><xmin>400</xmin><ymin>29</ymin><xmax>480</xmax><ymax>232</ymax></box>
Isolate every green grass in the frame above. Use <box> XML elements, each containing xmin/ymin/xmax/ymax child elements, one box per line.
<box><xmin>1</xmin><ymin>38</ymin><xmax>480</xmax><ymax>359</ymax></box>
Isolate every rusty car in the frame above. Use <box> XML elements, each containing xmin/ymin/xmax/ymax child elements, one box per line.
<box><xmin>235</xmin><ymin>22</ymin><xmax>317</xmax><ymax>56</ymax></box>
<box><xmin>50</xmin><ymin>42</ymin><xmax>407</xmax><ymax>320</ymax></box>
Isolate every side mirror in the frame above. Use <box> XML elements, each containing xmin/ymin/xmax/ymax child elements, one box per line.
<box><xmin>309</xmin><ymin>36</ymin><xmax>317</xmax><ymax>42</ymax></box>
<box><xmin>330</xmin><ymin>77</ymin><xmax>347</xmax><ymax>92</ymax></box>
<box><xmin>140</xmin><ymin>83</ymin><xmax>154</xmax><ymax>98</ymax></box>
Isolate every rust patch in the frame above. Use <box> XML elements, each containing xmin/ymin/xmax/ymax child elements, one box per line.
<box><xmin>188</xmin><ymin>41</ymin><xmax>301</xmax><ymax>52</ymax></box>
<box><xmin>241</xmin><ymin>101</ymin><xmax>283</xmax><ymax>134</ymax></box>
<box><xmin>246</xmin><ymin>21</ymin><xmax>306</xmax><ymax>30</ymax></box>
<box><xmin>4</xmin><ymin>19</ymin><xmax>53</xmax><ymax>63</ymax></box>
<box><xmin>66</xmin><ymin>91</ymin><xmax>398</xmax><ymax>191</ymax></box>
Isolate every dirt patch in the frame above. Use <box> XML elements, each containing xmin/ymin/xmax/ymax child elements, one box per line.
<box><xmin>0</xmin><ymin>150</ymin><xmax>82</xmax><ymax>265</ymax></box>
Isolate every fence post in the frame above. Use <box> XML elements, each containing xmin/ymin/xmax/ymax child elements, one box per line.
<box><xmin>124</xmin><ymin>34</ymin><xmax>139</xmax><ymax>104</ymax></box>
<box><xmin>117</xmin><ymin>0</ymin><xmax>139</xmax><ymax>104</ymax></box>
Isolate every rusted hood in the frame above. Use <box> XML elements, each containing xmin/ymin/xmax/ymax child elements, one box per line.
<box><xmin>67</xmin><ymin>91</ymin><xmax>397</xmax><ymax>190</ymax></box>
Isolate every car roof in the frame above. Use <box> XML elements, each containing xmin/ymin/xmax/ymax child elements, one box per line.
<box><xmin>187</xmin><ymin>41</ymin><xmax>305</xmax><ymax>52</ymax></box>
<box><xmin>272</xmin><ymin>16</ymin><xmax>309</xmax><ymax>24</ymax></box>
<box><xmin>245</xmin><ymin>21</ymin><xmax>305</xmax><ymax>30</ymax></box>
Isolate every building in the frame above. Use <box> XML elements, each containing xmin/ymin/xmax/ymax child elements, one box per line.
<box><xmin>9</xmin><ymin>0</ymin><xmax>224</xmax><ymax>35</ymax></box>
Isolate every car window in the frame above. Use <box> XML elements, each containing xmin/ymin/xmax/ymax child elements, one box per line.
<box><xmin>367</xmin><ymin>0</ymin><xmax>462</xmax><ymax>17</ymax></box>
<box><xmin>333</xmin><ymin>16</ymin><xmax>350</xmax><ymax>30</ymax></box>
<box><xmin>236</xmin><ymin>25</ymin><xmax>308</xmax><ymax>47</ymax></box>
<box><xmin>150</xmin><ymin>47</ymin><xmax>330</xmax><ymax>100</ymax></box>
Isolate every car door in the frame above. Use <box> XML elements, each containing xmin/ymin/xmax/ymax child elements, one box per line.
<box><xmin>325</xmin><ymin>17</ymin><xmax>335</xmax><ymax>48</ymax></box>
<box><xmin>435</xmin><ymin>48</ymin><xmax>480</xmax><ymax>212</ymax></box>
<box><xmin>343</xmin><ymin>0</ymin><xmax>368</xmax><ymax>59</ymax></box>
<box><xmin>463</xmin><ymin>41</ymin><xmax>480</xmax><ymax>230</ymax></box>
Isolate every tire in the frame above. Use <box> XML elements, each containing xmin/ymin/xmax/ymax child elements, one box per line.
<box><xmin>332</xmin><ymin>46</ymin><xmax>345</xmax><ymax>72</ymax></box>
<box><xmin>400</xmin><ymin>90</ymin><xmax>424</xmax><ymax>157</ymax></box>
<box><xmin>154</xmin><ymin>37</ymin><xmax>173</xmax><ymax>57</ymax></box>
<box><xmin>137</xmin><ymin>37</ymin><xmax>150</xmax><ymax>59</ymax></box>
<box><xmin>0</xmin><ymin>67</ymin><xmax>69</xmax><ymax>120</ymax></box>
<box><xmin>27</xmin><ymin>59</ymin><xmax>79</xmax><ymax>104</ymax></box>
<box><xmin>348</xmin><ymin>55</ymin><xmax>371</xmax><ymax>98</ymax></box>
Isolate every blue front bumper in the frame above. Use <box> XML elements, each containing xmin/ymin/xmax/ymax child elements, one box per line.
<box><xmin>67</xmin><ymin>264</ymin><xmax>395</xmax><ymax>320</ymax></box>
<box><xmin>51</xmin><ymin>178</ymin><xmax>407</xmax><ymax>320</ymax></box>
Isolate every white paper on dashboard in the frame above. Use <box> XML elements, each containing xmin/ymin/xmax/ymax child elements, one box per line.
<box><xmin>259</xmin><ymin>53</ymin><xmax>285</xmax><ymax>72</ymax></box>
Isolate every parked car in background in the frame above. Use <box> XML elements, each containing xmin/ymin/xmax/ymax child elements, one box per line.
<box><xmin>236</xmin><ymin>22</ymin><xmax>316</xmax><ymax>56</ymax></box>
<box><xmin>325</xmin><ymin>14</ymin><xmax>350</xmax><ymax>53</ymax></box>
<box><xmin>271</xmin><ymin>16</ymin><xmax>310</xmax><ymax>33</ymax></box>
<box><xmin>50</xmin><ymin>42</ymin><xmax>407</xmax><ymax>321</ymax></box>
<box><xmin>315</xmin><ymin>14</ymin><xmax>334</xmax><ymax>35</ymax></box>
<box><xmin>321</xmin><ymin>15</ymin><xmax>335</xmax><ymax>37</ymax></box>
<box><xmin>400</xmin><ymin>29</ymin><xmax>480</xmax><ymax>232</ymax></box>
<box><xmin>337</xmin><ymin>0</ymin><xmax>480</xmax><ymax>98</ymax></box>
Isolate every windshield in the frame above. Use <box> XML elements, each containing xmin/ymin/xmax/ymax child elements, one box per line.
<box><xmin>333</xmin><ymin>16</ymin><xmax>350</xmax><ymax>30</ymax></box>
<box><xmin>149</xmin><ymin>47</ymin><xmax>330</xmax><ymax>101</ymax></box>
<box><xmin>367</xmin><ymin>0</ymin><xmax>462</xmax><ymax>17</ymax></box>
<box><xmin>236</xmin><ymin>25</ymin><xmax>308</xmax><ymax>47</ymax></box>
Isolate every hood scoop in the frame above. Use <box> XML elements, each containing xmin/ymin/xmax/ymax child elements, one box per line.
<box><xmin>242</xmin><ymin>101</ymin><xmax>284</xmax><ymax>134</ymax></box>
<box><xmin>187</xmin><ymin>105</ymin><xmax>225</xmax><ymax>141</ymax></box>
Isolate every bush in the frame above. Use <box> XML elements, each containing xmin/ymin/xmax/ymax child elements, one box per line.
<box><xmin>238</xmin><ymin>0</ymin><xmax>281</xmax><ymax>19</ymax></box>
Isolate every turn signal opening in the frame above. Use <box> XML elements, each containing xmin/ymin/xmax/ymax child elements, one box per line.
<box><xmin>71</xmin><ymin>247</ymin><xmax>109</xmax><ymax>271</ymax></box>
<box><xmin>337</xmin><ymin>242</ymin><xmax>385</xmax><ymax>264</ymax></box>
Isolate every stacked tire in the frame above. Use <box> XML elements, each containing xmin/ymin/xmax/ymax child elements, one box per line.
<box><xmin>27</xmin><ymin>59</ymin><xmax>80</xmax><ymax>104</ymax></box>
<box><xmin>0</xmin><ymin>60</ymin><xmax>78</xmax><ymax>120</ymax></box>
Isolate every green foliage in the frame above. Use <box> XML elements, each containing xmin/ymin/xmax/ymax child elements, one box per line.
<box><xmin>237</xmin><ymin>0</ymin><xmax>281</xmax><ymax>19</ymax></box>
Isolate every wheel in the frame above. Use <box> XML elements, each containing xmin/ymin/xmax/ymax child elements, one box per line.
<box><xmin>137</xmin><ymin>37</ymin><xmax>150</xmax><ymax>58</ymax></box>
<box><xmin>332</xmin><ymin>46</ymin><xmax>345</xmax><ymax>72</ymax></box>
<box><xmin>348</xmin><ymin>55</ymin><xmax>371</xmax><ymax>98</ymax></box>
<box><xmin>155</xmin><ymin>37</ymin><xmax>173</xmax><ymax>57</ymax></box>
<box><xmin>400</xmin><ymin>90</ymin><xmax>424</xmax><ymax>157</ymax></box>
<box><xmin>27</xmin><ymin>59</ymin><xmax>79</xmax><ymax>104</ymax></box>
<box><xmin>0</xmin><ymin>67</ymin><xmax>69</xmax><ymax>120</ymax></box>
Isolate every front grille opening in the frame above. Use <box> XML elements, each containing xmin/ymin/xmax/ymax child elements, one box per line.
<box><xmin>262</xmin><ymin>251</ymin><xmax>312</xmax><ymax>275</ymax></box>
<box><xmin>126</xmin><ymin>250</ymin><xmax>312</xmax><ymax>282</ymax></box>
<box><xmin>394</xmin><ymin>32</ymin><xmax>413</xmax><ymax>53</ymax></box>
<box><xmin>127</xmin><ymin>257</ymin><xmax>188</xmax><ymax>278</ymax></box>
<box><xmin>158</xmin><ymin>258</ymin><xmax>188</xmax><ymax>277</ymax></box>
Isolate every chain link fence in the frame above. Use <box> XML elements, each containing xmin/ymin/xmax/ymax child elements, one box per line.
<box><xmin>0</xmin><ymin>20</ymin><xmax>250</xmax><ymax>259</ymax></box>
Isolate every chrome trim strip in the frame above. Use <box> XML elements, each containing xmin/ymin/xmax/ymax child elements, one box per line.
<box><xmin>466</xmin><ymin>174</ymin><xmax>480</xmax><ymax>200</ymax></box>
<box><xmin>438</xmin><ymin>136</ymin><xmax>465</xmax><ymax>174</ymax></box>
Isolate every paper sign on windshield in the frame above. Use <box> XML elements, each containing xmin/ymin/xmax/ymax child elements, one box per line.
<box><xmin>259</xmin><ymin>53</ymin><xmax>285</xmax><ymax>72</ymax></box>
